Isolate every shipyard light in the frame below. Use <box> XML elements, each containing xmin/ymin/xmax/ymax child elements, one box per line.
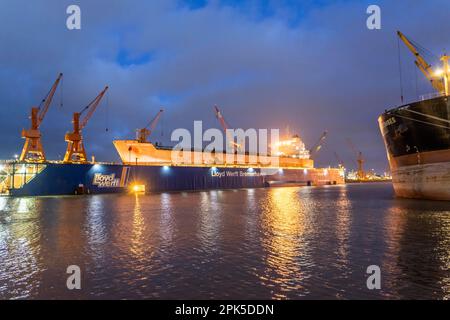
<box><xmin>93</xmin><ymin>164</ymin><xmax>101</xmax><ymax>170</ymax></box>
<box><xmin>278</xmin><ymin>168</ymin><xmax>283</xmax><ymax>174</ymax></box>
<box><xmin>435</xmin><ymin>68</ymin><xmax>444</xmax><ymax>76</ymax></box>
<box><xmin>247</xmin><ymin>168</ymin><xmax>254</xmax><ymax>173</ymax></box>
<box><xmin>131</xmin><ymin>184</ymin><xmax>145</xmax><ymax>193</ymax></box>
<box><xmin>162</xmin><ymin>165</ymin><xmax>170</xmax><ymax>172</ymax></box>
<box><xmin>303</xmin><ymin>169</ymin><xmax>308</xmax><ymax>175</ymax></box>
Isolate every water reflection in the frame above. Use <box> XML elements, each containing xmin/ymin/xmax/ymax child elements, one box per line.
<box><xmin>0</xmin><ymin>183</ymin><xmax>449</xmax><ymax>299</ymax></box>
<box><xmin>334</xmin><ymin>187</ymin><xmax>351</xmax><ymax>278</ymax></box>
<box><xmin>381</xmin><ymin>205</ymin><xmax>407</xmax><ymax>298</ymax></box>
<box><xmin>243</xmin><ymin>189</ymin><xmax>258</xmax><ymax>244</ymax></box>
<box><xmin>159</xmin><ymin>193</ymin><xmax>174</xmax><ymax>249</ymax></box>
<box><xmin>86</xmin><ymin>195</ymin><xmax>107</xmax><ymax>253</ymax></box>
<box><xmin>130</xmin><ymin>194</ymin><xmax>146</xmax><ymax>260</ymax></box>
<box><xmin>197</xmin><ymin>191</ymin><xmax>221</xmax><ymax>252</ymax></box>
<box><xmin>0</xmin><ymin>198</ymin><xmax>42</xmax><ymax>299</ymax></box>
<box><xmin>383</xmin><ymin>199</ymin><xmax>450</xmax><ymax>299</ymax></box>
<box><xmin>259</xmin><ymin>187</ymin><xmax>309</xmax><ymax>299</ymax></box>
<box><xmin>0</xmin><ymin>197</ymin><xmax>7</xmax><ymax>211</ymax></box>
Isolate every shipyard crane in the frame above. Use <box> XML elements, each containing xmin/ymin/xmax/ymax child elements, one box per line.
<box><xmin>309</xmin><ymin>130</ymin><xmax>328</xmax><ymax>159</ymax></box>
<box><xmin>397</xmin><ymin>31</ymin><xmax>448</xmax><ymax>95</ymax></box>
<box><xmin>346</xmin><ymin>138</ymin><xmax>365</xmax><ymax>180</ymax></box>
<box><xmin>213</xmin><ymin>105</ymin><xmax>242</xmax><ymax>152</ymax></box>
<box><xmin>334</xmin><ymin>151</ymin><xmax>344</xmax><ymax>169</ymax></box>
<box><xmin>136</xmin><ymin>109</ymin><xmax>164</xmax><ymax>143</ymax></box>
<box><xmin>20</xmin><ymin>73</ymin><xmax>63</xmax><ymax>162</ymax></box>
<box><xmin>63</xmin><ymin>86</ymin><xmax>109</xmax><ymax>163</ymax></box>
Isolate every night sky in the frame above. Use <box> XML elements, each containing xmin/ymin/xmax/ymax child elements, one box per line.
<box><xmin>1</xmin><ymin>0</ymin><xmax>449</xmax><ymax>172</ymax></box>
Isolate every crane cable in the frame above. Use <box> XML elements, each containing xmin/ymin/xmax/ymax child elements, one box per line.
<box><xmin>59</xmin><ymin>75</ymin><xmax>64</xmax><ymax>108</ymax></box>
<box><xmin>79</xmin><ymin>91</ymin><xmax>102</xmax><ymax>114</ymax></box>
<box><xmin>414</xmin><ymin>63</ymin><xmax>419</xmax><ymax>99</ymax></box>
<box><xmin>105</xmin><ymin>90</ymin><xmax>109</xmax><ymax>132</ymax></box>
<box><xmin>38</xmin><ymin>83</ymin><xmax>53</xmax><ymax>110</ymax></box>
<box><xmin>397</xmin><ymin>36</ymin><xmax>404</xmax><ymax>104</ymax></box>
<box><xmin>160</xmin><ymin>111</ymin><xmax>164</xmax><ymax>143</ymax></box>
<box><xmin>398</xmin><ymin>35</ymin><xmax>440</xmax><ymax>104</ymax></box>
<box><xmin>410</xmin><ymin>38</ymin><xmax>440</xmax><ymax>63</ymax></box>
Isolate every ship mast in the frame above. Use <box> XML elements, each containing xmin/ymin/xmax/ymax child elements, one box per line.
<box><xmin>441</xmin><ymin>55</ymin><xmax>450</xmax><ymax>96</ymax></box>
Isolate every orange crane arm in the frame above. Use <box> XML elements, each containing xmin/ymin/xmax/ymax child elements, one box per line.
<box><xmin>397</xmin><ymin>31</ymin><xmax>431</xmax><ymax>73</ymax></box>
<box><xmin>37</xmin><ymin>73</ymin><xmax>63</xmax><ymax>126</ymax></box>
<box><xmin>145</xmin><ymin>109</ymin><xmax>164</xmax><ymax>136</ymax></box>
<box><xmin>214</xmin><ymin>105</ymin><xmax>229</xmax><ymax>131</ymax></box>
<box><xmin>213</xmin><ymin>105</ymin><xmax>241</xmax><ymax>151</ymax></box>
<box><xmin>137</xmin><ymin>109</ymin><xmax>164</xmax><ymax>142</ymax></box>
<box><xmin>79</xmin><ymin>86</ymin><xmax>109</xmax><ymax>129</ymax></box>
<box><xmin>397</xmin><ymin>31</ymin><xmax>444</xmax><ymax>93</ymax></box>
<box><xmin>309</xmin><ymin>130</ymin><xmax>328</xmax><ymax>157</ymax></box>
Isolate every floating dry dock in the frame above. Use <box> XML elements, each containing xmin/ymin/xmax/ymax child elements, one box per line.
<box><xmin>0</xmin><ymin>140</ymin><xmax>344</xmax><ymax>196</ymax></box>
<box><xmin>0</xmin><ymin>161</ymin><xmax>344</xmax><ymax>197</ymax></box>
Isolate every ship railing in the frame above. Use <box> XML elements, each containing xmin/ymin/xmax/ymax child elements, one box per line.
<box><xmin>419</xmin><ymin>92</ymin><xmax>445</xmax><ymax>101</ymax></box>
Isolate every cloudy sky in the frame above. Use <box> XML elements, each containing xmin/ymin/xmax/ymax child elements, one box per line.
<box><xmin>1</xmin><ymin>0</ymin><xmax>449</xmax><ymax>171</ymax></box>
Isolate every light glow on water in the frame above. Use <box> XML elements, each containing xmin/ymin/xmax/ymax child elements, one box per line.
<box><xmin>0</xmin><ymin>183</ymin><xmax>450</xmax><ymax>299</ymax></box>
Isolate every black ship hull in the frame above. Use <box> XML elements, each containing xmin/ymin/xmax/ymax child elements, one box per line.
<box><xmin>378</xmin><ymin>96</ymin><xmax>450</xmax><ymax>200</ymax></box>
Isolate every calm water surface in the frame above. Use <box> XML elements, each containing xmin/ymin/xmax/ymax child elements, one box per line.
<box><xmin>0</xmin><ymin>183</ymin><xmax>449</xmax><ymax>299</ymax></box>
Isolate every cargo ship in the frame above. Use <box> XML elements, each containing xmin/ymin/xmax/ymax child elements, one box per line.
<box><xmin>378</xmin><ymin>32</ymin><xmax>450</xmax><ymax>200</ymax></box>
<box><xmin>0</xmin><ymin>77</ymin><xmax>344</xmax><ymax>196</ymax></box>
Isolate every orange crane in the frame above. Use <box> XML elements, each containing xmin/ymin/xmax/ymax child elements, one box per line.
<box><xmin>309</xmin><ymin>130</ymin><xmax>328</xmax><ymax>159</ymax></box>
<box><xmin>397</xmin><ymin>31</ymin><xmax>447</xmax><ymax>95</ymax></box>
<box><xmin>136</xmin><ymin>109</ymin><xmax>164</xmax><ymax>143</ymax></box>
<box><xmin>20</xmin><ymin>73</ymin><xmax>63</xmax><ymax>162</ymax></box>
<box><xmin>63</xmin><ymin>86</ymin><xmax>109</xmax><ymax>163</ymax></box>
<box><xmin>346</xmin><ymin>138</ymin><xmax>365</xmax><ymax>179</ymax></box>
<box><xmin>213</xmin><ymin>105</ymin><xmax>241</xmax><ymax>152</ymax></box>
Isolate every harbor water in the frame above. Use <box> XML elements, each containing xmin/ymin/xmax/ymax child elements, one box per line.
<box><xmin>0</xmin><ymin>183</ymin><xmax>449</xmax><ymax>299</ymax></box>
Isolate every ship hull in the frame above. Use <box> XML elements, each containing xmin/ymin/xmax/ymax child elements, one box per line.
<box><xmin>391</xmin><ymin>161</ymin><xmax>450</xmax><ymax>200</ymax></box>
<box><xmin>379</xmin><ymin>96</ymin><xmax>450</xmax><ymax>200</ymax></box>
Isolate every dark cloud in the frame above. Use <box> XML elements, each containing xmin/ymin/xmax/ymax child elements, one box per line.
<box><xmin>0</xmin><ymin>0</ymin><xmax>449</xmax><ymax>171</ymax></box>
